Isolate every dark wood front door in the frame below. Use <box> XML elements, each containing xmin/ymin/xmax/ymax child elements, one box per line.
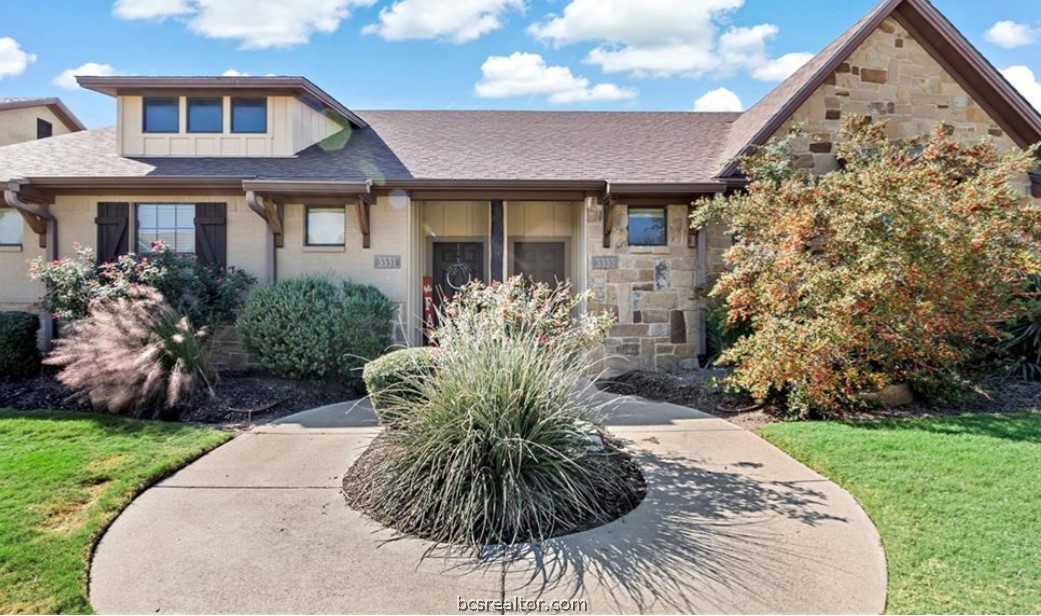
<box><xmin>513</xmin><ymin>241</ymin><xmax>567</xmax><ymax>285</ymax></box>
<box><xmin>431</xmin><ymin>242</ymin><xmax>485</xmax><ymax>306</ymax></box>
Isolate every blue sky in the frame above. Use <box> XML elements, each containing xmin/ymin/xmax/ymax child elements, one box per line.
<box><xmin>1</xmin><ymin>0</ymin><xmax>1039</xmax><ymax>128</ymax></box>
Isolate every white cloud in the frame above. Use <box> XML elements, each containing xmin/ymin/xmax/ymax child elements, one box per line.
<box><xmin>52</xmin><ymin>62</ymin><xmax>116</xmax><ymax>89</ymax></box>
<box><xmin>0</xmin><ymin>37</ymin><xmax>37</xmax><ymax>80</ymax></box>
<box><xmin>222</xmin><ymin>68</ymin><xmax>248</xmax><ymax>76</ymax></box>
<box><xmin>693</xmin><ymin>87</ymin><xmax>743</xmax><ymax>112</ymax></box>
<box><xmin>985</xmin><ymin>20</ymin><xmax>1039</xmax><ymax>49</ymax></box>
<box><xmin>474</xmin><ymin>52</ymin><xmax>635</xmax><ymax>104</ymax></box>
<box><xmin>1001</xmin><ymin>65</ymin><xmax>1041</xmax><ymax>110</ymax></box>
<box><xmin>363</xmin><ymin>0</ymin><xmax>523</xmax><ymax>43</ymax></box>
<box><xmin>527</xmin><ymin>0</ymin><xmax>808</xmax><ymax>81</ymax></box>
<box><xmin>113</xmin><ymin>0</ymin><xmax>375</xmax><ymax>49</ymax></box>
<box><xmin>751</xmin><ymin>51</ymin><xmax>813</xmax><ymax>81</ymax></box>
<box><xmin>113</xmin><ymin>0</ymin><xmax>192</xmax><ymax>20</ymax></box>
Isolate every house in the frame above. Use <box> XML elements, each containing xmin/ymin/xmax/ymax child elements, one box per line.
<box><xmin>2</xmin><ymin>0</ymin><xmax>1040</xmax><ymax>371</ymax></box>
<box><xmin>0</xmin><ymin>97</ymin><xmax>85</xmax><ymax>147</ymax></box>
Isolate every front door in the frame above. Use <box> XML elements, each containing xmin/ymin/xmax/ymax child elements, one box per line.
<box><xmin>431</xmin><ymin>241</ymin><xmax>485</xmax><ymax>308</ymax></box>
<box><xmin>513</xmin><ymin>241</ymin><xmax>567</xmax><ymax>285</ymax></box>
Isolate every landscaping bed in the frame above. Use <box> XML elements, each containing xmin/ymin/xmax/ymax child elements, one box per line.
<box><xmin>0</xmin><ymin>371</ymin><xmax>359</xmax><ymax>427</ymax></box>
<box><xmin>0</xmin><ymin>409</ymin><xmax>230</xmax><ymax>614</ymax></box>
<box><xmin>598</xmin><ymin>369</ymin><xmax>1041</xmax><ymax>427</ymax></box>
<box><xmin>343</xmin><ymin>430</ymin><xmax>646</xmax><ymax>543</ymax></box>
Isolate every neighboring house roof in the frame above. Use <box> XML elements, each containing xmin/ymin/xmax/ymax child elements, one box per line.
<box><xmin>0</xmin><ymin>97</ymin><xmax>86</xmax><ymax>132</ymax></box>
<box><xmin>77</xmin><ymin>76</ymin><xmax>368</xmax><ymax>129</ymax></box>
<box><xmin>717</xmin><ymin>0</ymin><xmax>1041</xmax><ymax>178</ymax></box>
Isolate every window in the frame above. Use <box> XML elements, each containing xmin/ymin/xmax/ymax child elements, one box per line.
<box><xmin>231</xmin><ymin>97</ymin><xmax>267</xmax><ymax>133</ymax></box>
<box><xmin>187</xmin><ymin>97</ymin><xmax>223</xmax><ymax>133</ymax></box>
<box><xmin>143</xmin><ymin>97</ymin><xmax>180</xmax><ymax>133</ymax></box>
<box><xmin>36</xmin><ymin>118</ymin><xmax>52</xmax><ymax>139</ymax></box>
<box><xmin>305</xmin><ymin>207</ymin><xmax>345</xmax><ymax>246</ymax></box>
<box><xmin>0</xmin><ymin>209</ymin><xmax>23</xmax><ymax>246</ymax></box>
<box><xmin>137</xmin><ymin>204</ymin><xmax>195</xmax><ymax>254</ymax></box>
<box><xmin>627</xmin><ymin>207</ymin><xmax>667</xmax><ymax>246</ymax></box>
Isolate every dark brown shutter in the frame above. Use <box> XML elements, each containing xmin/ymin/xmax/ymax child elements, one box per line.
<box><xmin>194</xmin><ymin>202</ymin><xmax>227</xmax><ymax>269</ymax></box>
<box><xmin>95</xmin><ymin>202</ymin><xmax>129</xmax><ymax>264</ymax></box>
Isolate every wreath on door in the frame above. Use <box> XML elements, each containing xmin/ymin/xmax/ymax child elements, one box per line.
<box><xmin>445</xmin><ymin>261</ymin><xmax>473</xmax><ymax>291</ymax></box>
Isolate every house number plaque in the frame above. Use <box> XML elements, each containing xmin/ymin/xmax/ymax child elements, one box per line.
<box><xmin>591</xmin><ymin>256</ymin><xmax>619</xmax><ymax>270</ymax></box>
<box><xmin>374</xmin><ymin>255</ymin><xmax>401</xmax><ymax>269</ymax></box>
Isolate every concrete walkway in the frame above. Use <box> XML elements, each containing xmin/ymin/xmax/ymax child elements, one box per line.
<box><xmin>90</xmin><ymin>393</ymin><xmax>887</xmax><ymax>614</ymax></box>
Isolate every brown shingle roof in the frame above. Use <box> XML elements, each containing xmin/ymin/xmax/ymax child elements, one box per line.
<box><xmin>0</xmin><ymin>111</ymin><xmax>740</xmax><ymax>185</ymax></box>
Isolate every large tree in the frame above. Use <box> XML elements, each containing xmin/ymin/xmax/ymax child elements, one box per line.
<box><xmin>695</xmin><ymin>116</ymin><xmax>1041</xmax><ymax>416</ymax></box>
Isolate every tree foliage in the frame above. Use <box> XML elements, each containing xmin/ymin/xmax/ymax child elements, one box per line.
<box><xmin>694</xmin><ymin>116</ymin><xmax>1041</xmax><ymax>416</ymax></box>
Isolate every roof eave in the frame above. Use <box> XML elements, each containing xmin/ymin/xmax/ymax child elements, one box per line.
<box><xmin>76</xmin><ymin>76</ymin><xmax>368</xmax><ymax>129</ymax></box>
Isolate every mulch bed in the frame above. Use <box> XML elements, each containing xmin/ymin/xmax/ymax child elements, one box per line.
<box><xmin>343</xmin><ymin>430</ymin><xmax>647</xmax><ymax>544</ymax></box>
<box><xmin>596</xmin><ymin>369</ymin><xmax>1041</xmax><ymax>429</ymax></box>
<box><xmin>0</xmin><ymin>370</ymin><xmax>360</xmax><ymax>427</ymax></box>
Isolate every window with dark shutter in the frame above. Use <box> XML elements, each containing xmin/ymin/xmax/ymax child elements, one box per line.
<box><xmin>194</xmin><ymin>202</ymin><xmax>227</xmax><ymax>269</ymax></box>
<box><xmin>95</xmin><ymin>202</ymin><xmax>130</xmax><ymax>264</ymax></box>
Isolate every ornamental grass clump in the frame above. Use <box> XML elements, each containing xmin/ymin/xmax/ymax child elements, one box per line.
<box><xmin>345</xmin><ymin>278</ymin><xmax>639</xmax><ymax>548</ymax></box>
<box><xmin>46</xmin><ymin>286</ymin><xmax>215</xmax><ymax>418</ymax></box>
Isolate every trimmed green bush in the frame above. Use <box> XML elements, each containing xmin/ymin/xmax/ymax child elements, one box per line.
<box><xmin>363</xmin><ymin>347</ymin><xmax>438</xmax><ymax>425</ymax></box>
<box><xmin>236</xmin><ymin>276</ymin><xmax>395</xmax><ymax>385</ymax></box>
<box><xmin>0</xmin><ymin>312</ymin><xmax>40</xmax><ymax>381</ymax></box>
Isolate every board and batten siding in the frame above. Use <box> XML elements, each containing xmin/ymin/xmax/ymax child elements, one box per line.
<box><xmin>116</xmin><ymin>95</ymin><xmax>344</xmax><ymax>157</ymax></box>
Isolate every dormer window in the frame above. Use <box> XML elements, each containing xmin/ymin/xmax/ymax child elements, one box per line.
<box><xmin>187</xmin><ymin>97</ymin><xmax>222</xmax><ymax>133</ymax></box>
<box><xmin>231</xmin><ymin>97</ymin><xmax>267</xmax><ymax>133</ymax></box>
<box><xmin>143</xmin><ymin>97</ymin><xmax>179</xmax><ymax>133</ymax></box>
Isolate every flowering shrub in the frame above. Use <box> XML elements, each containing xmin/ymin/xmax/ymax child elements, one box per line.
<box><xmin>693</xmin><ymin>116</ymin><xmax>1041</xmax><ymax>417</ymax></box>
<box><xmin>45</xmin><ymin>286</ymin><xmax>215</xmax><ymax>417</ymax></box>
<box><xmin>428</xmin><ymin>277</ymin><xmax>615</xmax><ymax>353</ymax></box>
<box><xmin>28</xmin><ymin>241</ymin><xmax>255</xmax><ymax>326</ymax></box>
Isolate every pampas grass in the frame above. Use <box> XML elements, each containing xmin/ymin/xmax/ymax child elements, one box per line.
<box><xmin>46</xmin><ymin>286</ymin><xmax>214</xmax><ymax>417</ymax></box>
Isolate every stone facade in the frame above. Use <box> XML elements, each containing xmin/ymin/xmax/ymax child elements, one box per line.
<box><xmin>586</xmin><ymin>201</ymin><xmax>700</xmax><ymax>371</ymax></box>
<box><xmin>209</xmin><ymin>325</ymin><xmax>261</xmax><ymax>372</ymax></box>
<box><xmin>782</xmin><ymin>17</ymin><xmax>1019</xmax><ymax>173</ymax></box>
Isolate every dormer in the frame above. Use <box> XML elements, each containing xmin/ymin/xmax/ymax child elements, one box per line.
<box><xmin>77</xmin><ymin>76</ymin><xmax>367</xmax><ymax>158</ymax></box>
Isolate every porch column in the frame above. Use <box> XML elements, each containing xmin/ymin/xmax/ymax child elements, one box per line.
<box><xmin>489</xmin><ymin>199</ymin><xmax>504</xmax><ymax>282</ymax></box>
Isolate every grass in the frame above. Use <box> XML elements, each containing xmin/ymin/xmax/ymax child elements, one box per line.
<box><xmin>761</xmin><ymin>412</ymin><xmax>1041</xmax><ymax>614</ymax></box>
<box><xmin>0</xmin><ymin>409</ymin><xmax>231</xmax><ymax>614</ymax></box>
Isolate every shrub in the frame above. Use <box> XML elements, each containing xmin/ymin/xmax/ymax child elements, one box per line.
<box><xmin>45</xmin><ymin>287</ymin><xmax>215</xmax><ymax>418</ymax></box>
<box><xmin>345</xmin><ymin>278</ymin><xmax>633</xmax><ymax>547</ymax></box>
<box><xmin>693</xmin><ymin>116</ymin><xmax>1041</xmax><ymax>417</ymax></box>
<box><xmin>0</xmin><ymin>312</ymin><xmax>40</xmax><ymax>381</ymax></box>
<box><xmin>236</xmin><ymin>276</ymin><xmax>395</xmax><ymax>385</ymax></box>
<box><xmin>29</xmin><ymin>241</ymin><xmax>255</xmax><ymax>326</ymax></box>
<box><xmin>362</xmin><ymin>347</ymin><xmax>438</xmax><ymax>425</ymax></box>
<box><xmin>995</xmin><ymin>273</ymin><xmax>1041</xmax><ymax>380</ymax></box>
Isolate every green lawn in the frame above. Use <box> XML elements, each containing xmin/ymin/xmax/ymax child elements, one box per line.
<box><xmin>761</xmin><ymin>412</ymin><xmax>1041</xmax><ymax>614</ymax></box>
<box><xmin>0</xmin><ymin>409</ymin><xmax>231</xmax><ymax>614</ymax></box>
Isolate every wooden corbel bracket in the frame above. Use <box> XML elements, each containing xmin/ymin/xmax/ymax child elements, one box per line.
<box><xmin>600</xmin><ymin>194</ymin><xmax>616</xmax><ymax>248</ymax></box>
<box><xmin>356</xmin><ymin>193</ymin><xmax>375</xmax><ymax>249</ymax></box>
<box><xmin>4</xmin><ymin>184</ymin><xmax>53</xmax><ymax>248</ymax></box>
<box><xmin>245</xmin><ymin>190</ymin><xmax>285</xmax><ymax>247</ymax></box>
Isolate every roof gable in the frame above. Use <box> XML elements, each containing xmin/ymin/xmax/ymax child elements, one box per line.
<box><xmin>717</xmin><ymin>0</ymin><xmax>1041</xmax><ymax>179</ymax></box>
<box><xmin>0</xmin><ymin>97</ymin><xmax>86</xmax><ymax>132</ymax></box>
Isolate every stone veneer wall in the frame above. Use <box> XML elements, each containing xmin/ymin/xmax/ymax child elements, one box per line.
<box><xmin>585</xmin><ymin>201</ymin><xmax>701</xmax><ymax>371</ymax></box>
<box><xmin>781</xmin><ymin>17</ymin><xmax>1020</xmax><ymax>174</ymax></box>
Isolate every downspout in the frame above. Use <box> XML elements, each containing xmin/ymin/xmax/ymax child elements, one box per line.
<box><xmin>4</xmin><ymin>183</ymin><xmax>57</xmax><ymax>349</ymax></box>
<box><xmin>245</xmin><ymin>190</ymin><xmax>278</xmax><ymax>284</ymax></box>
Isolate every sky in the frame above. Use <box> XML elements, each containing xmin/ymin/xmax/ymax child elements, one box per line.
<box><xmin>1</xmin><ymin>0</ymin><xmax>1040</xmax><ymax>129</ymax></box>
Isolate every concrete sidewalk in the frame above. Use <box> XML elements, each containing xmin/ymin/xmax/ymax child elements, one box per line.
<box><xmin>89</xmin><ymin>394</ymin><xmax>887</xmax><ymax>614</ymax></box>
